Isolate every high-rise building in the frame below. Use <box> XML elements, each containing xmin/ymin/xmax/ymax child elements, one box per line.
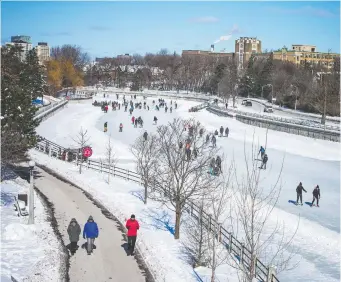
<box><xmin>235</xmin><ymin>37</ymin><xmax>262</xmax><ymax>69</ymax></box>
<box><xmin>36</xmin><ymin>42</ymin><xmax>50</xmax><ymax>64</ymax></box>
<box><xmin>5</xmin><ymin>35</ymin><xmax>33</xmax><ymax>61</ymax></box>
<box><xmin>11</xmin><ymin>35</ymin><xmax>31</xmax><ymax>44</ymax></box>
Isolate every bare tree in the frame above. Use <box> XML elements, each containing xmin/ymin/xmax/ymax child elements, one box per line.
<box><xmin>106</xmin><ymin>135</ymin><xmax>117</xmax><ymax>184</ymax></box>
<box><xmin>131</xmin><ymin>133</ymin><xmax>159</xmax><ymax>204</ymax></box>
<box><xmin>207</xmin><ymin>161</ymin><xmax>234</xmax><ymax>282</ymax></box>
<box><xmin>229</xmin><ymin>136</ymin><xmax>299</xmax><ymax>281</ymax></box>
<box><xmin>72</xmin><ymin>127</ymin><xmax>90</xmax><ymax>174</ymax></box>
<box><xmin>150</xmin><ymin>118</ymin><xmax>218</xmax><ymax>239</ymax></box>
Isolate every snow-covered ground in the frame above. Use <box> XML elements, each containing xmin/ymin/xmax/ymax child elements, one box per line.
<box><xmin>33</xmin><ymin>94</ymin><xmax>340</xmax><ymax>281</ymax></box>
<box><xmin>1</xmin><ymin>170</ymin><xmax>64</xmax><ymax>282</ymax></box>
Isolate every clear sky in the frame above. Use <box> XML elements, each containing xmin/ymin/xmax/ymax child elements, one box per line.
<box><xmin>1</xmin><ymin>1</ymin><xmax>340</xmax><ymax>59</ymax></box>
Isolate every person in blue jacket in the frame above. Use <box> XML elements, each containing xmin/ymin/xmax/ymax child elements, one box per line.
<box><xmin>258</xmin><ymin>146</ymin><xmax>265</xmax><ymax>160</ymax></box>
<box><xmin>83</xmin><ymin>215</ymin><xmax>99</xmax><ymax>255</ymax></box>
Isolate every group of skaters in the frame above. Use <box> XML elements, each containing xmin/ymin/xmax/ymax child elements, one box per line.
<box><xmin>67</xmin><ymin>214</ymin><xmax>140</xmax><ymax>256</ymax></box>
<box><xmin>258</xmin><ymin>146</ymin><xmax>321</xmax><ymax>207</ymax></box>
<box><xmin>98</xmin><ymin>94</ymin><xmax>178</xmax><ymax>133</ymax></box>
<box><xmin>295</xmin><ymin>182</ymin><xmax>321</xmax><ymax>207</ymax></box>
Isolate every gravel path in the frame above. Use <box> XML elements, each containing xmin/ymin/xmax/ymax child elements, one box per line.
<box><xmin>34</xmin><ymin>166</ymin><xmax>146</xmax><ymax>282</ymax></box>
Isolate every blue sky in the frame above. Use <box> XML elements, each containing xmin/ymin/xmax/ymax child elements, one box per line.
<box><xmin>2</xmin><ymin>1</ymin><xmax>340</xmax><ymax>59</ymax></box>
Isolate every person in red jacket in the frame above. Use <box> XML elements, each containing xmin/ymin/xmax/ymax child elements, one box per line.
<box><xmin>125</xmin><ymin>214</ymin><xmax>140</xmax><ymax>255</ymax></box>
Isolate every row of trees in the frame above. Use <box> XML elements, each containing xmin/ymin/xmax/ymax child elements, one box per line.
<box><xmin>131</xmin><ymin>118</ymin><xmax>298</xmax><ymax>281</ymax></box>
<box><xmin>1</xmin><ymin>45</ymin><xmax>46</xmax><ymax>175</ymax></box>
<box><xmin>88</xmin><ymin>49</ymin><xmax>340</xmax><ymax>118</ymax></box>
<box><xmin>42</xmin><ymin>45</ymin><xmax>340</xmax><ymax>118</ymax></box>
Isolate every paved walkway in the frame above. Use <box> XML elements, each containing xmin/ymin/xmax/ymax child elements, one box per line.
<box><xmin>34</xmin><ymin>167</ymin><xmax>146</xmax><ymax>282</ymax></box>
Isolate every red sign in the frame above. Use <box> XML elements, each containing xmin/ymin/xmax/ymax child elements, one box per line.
<box><xmin>82</xmin><ymin>146</ymin><xmax>93</xmax><ymax>158</ymax></box>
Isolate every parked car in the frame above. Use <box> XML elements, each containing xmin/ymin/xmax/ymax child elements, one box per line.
<box><xmin>264</xmin><ymin>105</ymin><xmax>273</xmax><ymax>113</ymax></box>
<box><xmin>242</xmin><ymin>99</ymin><xmax>252</xmax><ymax>106</ymax></box>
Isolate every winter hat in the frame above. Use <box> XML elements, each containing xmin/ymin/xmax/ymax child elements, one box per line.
<box><xmin>316</xmin><ymin>185</ymin><xmax>319</xmax><ymax>188</ymax></box>
<box><xmin>88</xmin><ymin>215</ymin><xmax>94</xmax><ymax>221</ymax></box>
<box><xmin>130</xmin><ymin>214</ymin><xmax>135</xmax><ymax>219</ymax></box>
<box><xmin>299</xmin><ymin>182</ymin><xmax>302</xmax><ymax>185</ymax></box>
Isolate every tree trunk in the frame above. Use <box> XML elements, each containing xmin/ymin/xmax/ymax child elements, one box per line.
<box><xmin>144</xmin><ymin>181</ymin><xmax>148</xmax><ymax>205</ymax></box>
<box><xmin>174</xmin><ymin>202</ymin><xmax>182</xmax><ymax>239</ymax></box>
<box><xmin>211</xmin><ymin>231</ymin><xmax>216</xmax><ymax>282</ymax></box>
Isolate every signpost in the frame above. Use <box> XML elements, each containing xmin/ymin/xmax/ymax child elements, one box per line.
<box><xmin>82</xmin><ymin>146</ymin><xmax>93</xmax><ymax>158</ymax></box>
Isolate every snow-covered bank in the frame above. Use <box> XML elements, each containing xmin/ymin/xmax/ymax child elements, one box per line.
<box><xmin>1</xmin><ymin>170</ymin><xmax>65</xmax><ymax>282</ymax></box>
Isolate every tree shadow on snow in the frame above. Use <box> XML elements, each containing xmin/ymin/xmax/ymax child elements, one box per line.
<box><xmin>129</xmin><ymin>189</ymin><xmax>144</xmax><ymax>202</ymax></box>
<box><xmin>141</xmin><ymin>208</ymin><xmax>175</xmax><ymax>235</ymax></box>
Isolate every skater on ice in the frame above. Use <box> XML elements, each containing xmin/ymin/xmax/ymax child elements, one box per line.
<box><xmin>296</xmin><ymin>182</ymin><xmax>307</xmax><ymax>205</ymax></box>
<box><xmin>143</xmin><ymin>131</ymin><xmax>148</xmax><ymax>141</ymax></box>
<box><xmin>206</xmin><ymin>134</ymin><xmax>210</xmax><ymax>144</ymax></box>
<box><xmin>104</xmin><ymin>122</ymin><xmax>108</xmax><ymax>132</ymax></box>
<box><xmin>225</xmin><ymin>127</ymin><xmax>229</xmax><ymax>137</ymax></box>
<box><xmin>260</xmin><ymin>154</ymin><xmax>268</xmax><ymax>169</ymax></box>
<box><xmin>311</xmin><ymin>185</ymin><xmax>321</xmax><ymax>207</ymax></box>
<box><xmin>119</xmin><ymin>123</ymin><xmax>123</xmax><ymax>132</ymax></box>
<box><xmin>258</xmin><ymin>146</ymin><xmax>265</xmax><ymax>160</ymax></box>
<box><xmin>219</xmin><ymin>126</ymin><xmax>224</xmax><ymax>137</ymax></box>
<box><xmin>211</xmin><ymin>135</ymin><xmax>216</xmax><ymax>147</ymax></box>
<box><xmin>153</xmin><ymin>116</ymin><xmax>158</xmax><ymax>124</ymax></box>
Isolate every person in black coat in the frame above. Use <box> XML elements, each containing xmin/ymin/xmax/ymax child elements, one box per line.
<box><xmin>225</xmin><ymin>127</ymin><xmax>229</xmax><ymax>137</ymax></box>
<box><xmin>67</xmin><ymin>218</ymin><xmax>81</xmax><ymax>255</ymax></box>
<box><xmin>311</xmin><ymin>185</ymin><xmax>321</xmax><ymax>207</ymax></box>
<box><xmin>143</xmin><ymin>131</ymin><xmax>148</xmax><ymax>141</ymax></box>
<box><xmin>260</xmin><ymin>154</ymin><xmax>268</xmax><ymax>169</ymax></box>
<box><xmin>296</xmin><ymin>182</ymin><xmax>307</xmax><ymax>205</ymax></box>
<box><xmin>219</xmin><ymin>126</ymin><xmax>224</xmax><ymax>137</ymax></box>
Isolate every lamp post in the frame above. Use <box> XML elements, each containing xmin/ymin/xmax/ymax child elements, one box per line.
<box><xmin>28</xmin><ymin>161</ymin><xmax>35</xmax><ymax>224</ymax></box>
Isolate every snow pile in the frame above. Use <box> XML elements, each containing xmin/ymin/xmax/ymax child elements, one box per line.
<box><xmin>1</xmin><ymin>171</ymin><xmax>64</xmax><ymax>282</ymax></box>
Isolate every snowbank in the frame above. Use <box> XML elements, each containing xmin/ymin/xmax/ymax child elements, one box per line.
<box><xmin>1</xmin><ymin>171</ymin><xmax>65</xmax><ymax>282</ymax></box>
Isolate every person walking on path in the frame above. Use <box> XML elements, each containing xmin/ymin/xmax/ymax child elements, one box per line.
<box><xmin>83</xmin><ymin>215</ymin><xmax>99</xmax><ymax>255</ymax></box>
<box><xmin>296</xmin><ymin>182</ymin><xmax>307</xmax><ymax>205</ymax></box>
<box><xmin>67</xmin><ymin>218</ymin><xmax>81</xmax><ymax>256</ymax></box>
<box><xmin>125</xmin><ymin>214</ymin><xmax>140</xmax><ymax>256</ymax></box>
<box><xmin>311</xmin><ymin>185</ymin><xmax>321</xmax><ymax>207</ymax></box>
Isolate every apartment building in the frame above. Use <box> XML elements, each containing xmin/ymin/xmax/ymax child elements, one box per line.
<box><xmin>256</xmin><ymin>45</ymin><xmax>339</xmax><ymax>69</ymax></box>
<box><xmin>35</xmin><ymin>42</ymin><xmax>50</xmax><ymax>64</ymax></box>
<box><xmin>235</xmin><ymin>37</ymin><xmax>262</xmax><ymax>69</ymax></box>
<box><xmin>6</xmin><ymin>35</ymin><xmax>32</xmax><ymax>62</ymax></box>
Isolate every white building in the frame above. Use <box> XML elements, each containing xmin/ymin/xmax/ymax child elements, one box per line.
<box><xmin>5</xmin><ymin>41</ymin><xmax>33</xmax><ymax>62</ymax></box>
<box><xmin>35</xmin><ymin>42</ymin><xmax>50</xmax><ymax>64</ymax></box>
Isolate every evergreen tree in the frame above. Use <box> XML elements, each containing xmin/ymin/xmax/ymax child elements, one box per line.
<box><xmin>258</xmin><ymin>53</ymin><xmax>274</xmax><ymax>97</ymax></box>
<box><xmin>209</xmin><ymin>63</ymin><xmax>226</xmax><ymax>94</ymax></box>
<box><xmin>1</xmin><ymin>46</ymin><xmax>42</xmax><ymax>167</ymax></box>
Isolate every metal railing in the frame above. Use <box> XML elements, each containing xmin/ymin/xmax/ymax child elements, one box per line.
<box><xmin>34</xmin><ymin>136</ymin><xmax>280</xmax><ymax>282</ymax></box>
<box><xmin>34</xmin><ymin>99</ymin><xmax>68</xmax><ymax>121</ymax></box>
<box><xmin>207</xmin><ymin>105</ymin><xmax>340</xmax><ymax>142</ymax></box>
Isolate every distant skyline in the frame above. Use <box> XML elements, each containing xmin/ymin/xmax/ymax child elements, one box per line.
<box><xmin>1</xmin><ymin>1</ymin><xmax>340</xmax><ymax>59</ymax></box>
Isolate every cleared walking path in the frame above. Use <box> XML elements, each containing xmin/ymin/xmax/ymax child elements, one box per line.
<box><xmin>34</xmin><ymin>166</ymin><xmax>146</xmax><ymax>282</ymax></box>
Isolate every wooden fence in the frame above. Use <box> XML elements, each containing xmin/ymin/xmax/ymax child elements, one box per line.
<box><xmin>34</xmin><ymin>136</ymin><xmax>279</xmax><ymax>282</ymax></box>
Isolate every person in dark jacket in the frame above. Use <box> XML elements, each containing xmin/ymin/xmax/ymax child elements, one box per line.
<box><xmin>211</xmin><ymin>135</ymin><xmax>216</xmax><ymax>147</ymax></box>
<box><xmin>153</xmin><ymin>116</ymin><xmax>158</xmax><ymax>124</ymax></box>
<box><xmin>67</xmin><ymin>218</ymin><xmax>81</xmax><ymax>255</ymax></box>
<box><xmin>205</xmin><ymin>134</ymin><xmax>210</xmax><ymax>144</ymax></box>
<box><xmin>219</xmin><ymin>126</ymin><xmax>224</xmax><ymax>137</ymax></box>
<box><xmin>216</xmin><ymin>156</ymin><xmax>222</xmax><ymax>173</ymax></box>
<box><xmin>125</xmin><ymin>214</ymin><xmax>140</xmax><ymax>255</ymax></box>
<box><xmin>225</xmin><ymin>127</ymin><xmax>229</xmax><ymax>137</ymax></box>
<box><xmin>296</xmin><ymin>182</ymin><xmax>307</xmax><ymax>205</ymax></box>
<box><xmin>199</xmin><ymin>128</ymin><xmax>204</xmax><ymax>137</ymax></box>
<box><xmin>260</xmin><ymin>154</ymin><xmax>268</xmax><ymax>169</ymax></box>
<box><xmin>311</xmin><ymin>185</ymin><xmax>321</xmax><ymax>207</ymax></box>
<box><xmin>143</xmin><ymin>131</ymin><xmax>148</xmax><ymax>141</ymax></box>
<box><xmin>104</xmin><ymin>122</ymin><xmax>108</xmax><ymax>132</ymax></box>
<box><xmin>83</xmin><ymin>216</ymin><xmax>99</xmax><ymax>255</ymax></box>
